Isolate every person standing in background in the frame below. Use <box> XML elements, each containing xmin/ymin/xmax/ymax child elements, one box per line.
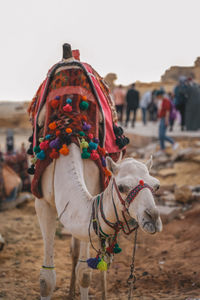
<box><xmin>140</xmin><ymin>90</ymin><xmax>152</xmax><ymax>125</ymax></box>
<box><xmin>125</xmin><ymin>83</ymin><xmax>139</xmax><ymax>127</ymax></box>
<box><xmin>174</xmin><ymin>76</ymin><xmax>189</xmax><ymax>131</ymax></box>
<box><xmin>112</xmin><ymin>85</ymin><xmax>125</xmax><ymax>123</ymax></box>
<box><xmin>156</xmin><ymin>90</ymin><xmax>178</xmax><ymax>152</ymax></box>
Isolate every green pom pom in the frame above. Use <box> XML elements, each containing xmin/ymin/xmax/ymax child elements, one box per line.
<box><xmin>79</xmin><ymin>131</ymin><xmax>86</xmax><ymax>136</ymax></box>
<box><xmin>97</xmin><ymin>258</ymin><xmax>107</xmax><ymax>271</ymax></box>
<box><xmin>114</xmin><ymin>243</ymin><xmax>122</xmax><ymax>254</ymax></box>
<box><xmin>33</xmin><ymin>146</ymin><xmax>41</xmax><ymax>153</ymax></box>
<box><xmin>81</xmin><ymin>151</ymin><xmax>91</xmax><ymax>159</ymax></box>
<box><xmin>39</xmin><ymin>137</ymin><xmax>44</xmax><ymax>143</ymax></box>
<box><xmin>80</xmin><ymin>101</ymin><xmax>89</xmax><ymax>110</ymax></box>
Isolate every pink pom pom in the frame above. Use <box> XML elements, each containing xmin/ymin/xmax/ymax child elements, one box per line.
<box><xmin>40</xmin><ymin>140</ymin><xmax>49</xmax><ymax>150</ymax></box>
<box><xmin>63</xmin><ymin>104</ymin><xmax>72</xmax><ymax>112</ymax></box>
<box><xmin>139</xmin><ymin>180</ymin><xmax>144</xmax><ymax>186</ymax></box>
<box><xmin>90</xmin><ymin>150</ymin><xmax>100</xmax><ymax>161</ymax></box>
<box><xmin>88</xmin><ymin>133</ymin><xmax>93</xmax><ymax>139</ymax></box>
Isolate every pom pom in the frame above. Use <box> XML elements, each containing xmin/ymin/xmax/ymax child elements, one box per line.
<box><xmin>36</xmin><ymin>150</ymin><xmax>46</xmax><ymax>160</ymax></box>
<box><xmin>63</xmin><ymin>104</ymin><xmax>72</xmax><ymax>112</ymax></box>
<box><xmin>39</xmin><ymin>140</ymin><xmax>49</xmax><ymax>151</ymax></box>
<box><xmin>101</xmin><ymin>157</ymin><xmax>106</xmax><ymax>167</ymax></box>
<box><xmin>82</xmin><ymin>122</ymin><xmax>91</xmax><ymax>131</ymax></box>
<box><xmin>27</xmin><ymin>145</ymin><xmax>33</xmax><ymax>155</ymax></box>
<box><xmin>113</xmin><ymin>243</ymin><xmax>122</xmax><ymax>254</ymax></box>
<box><xmin>55</xmin><ymin>96</ymin><xmax>60</xmax><ymax>100</ymax></box>
<box><xmin>27</xmin><ymin>164</ymin><xmax>35</xmax><ymax>175</ymax></box>
<box><xmin>30</xmin><ymin>156</ymin><xmax>37</xmax><ymax>164</ymax></box>
<box><xmin>139</xmin><ymin>180</ymin><xmax>144</xmax><ymax>186</ymax></box>
<box><xmin>82</xmin><ymin>95</ymin><xmax>87</xmax><ymax>101</ymax></box>
<box><xmin>123</xmin><ymin>137</ymin><xmax>130</xmax><ymax>145</ymax></box>
<box><xmin>80</xmin><ymin>139</ymin><xmax>89</xmax><ymax>149</ymax></box>
<box><xmin>98</xmin><ymin>146</ymin><xmax>106</xmax><ymax>157</ymax></box>
<box><xmin>45</xmin><ymin>134</ymin><xmax>52</xmax><ymax>140</ymax></box>
<box><xmin>81</xmin><ymin>149</ymin><xmax>90</xmax><ymax>159</ymax></box>
<box><xmin>115</xmin><ymin>137</ymin><xmax>124</xmax><ymax>149</ymax></box>
<box><xmin>90</xmin><ymin>150</ymin><xmax>100</xmax><ymax>161</ymax></box>
<box><xmin>113</xmin><ymin>125</ymin><xmax>124</xmax><ymax>136</ymax></box>
<box><xmin>56</xmin><ymin>130</ymin><xmax>61</xmax><ymax>136</ymax></box>
<box><xmin>33</xmin><ymin>146</ymin><xmax>41</xmax><ymax>154</ymax></box>
<box><xmin>51</xmin><ymin>99</ymin><xmax>59</xmax><ymax>109</ymax></box>
<box><xmin>39</xmin><ymin>137</ymin><xmax>44</xmax><ymax>143</ymax></box>
<box><xmin>28</xmin><ymin>135</ymin><xmax>33</xmax><ymax>143</ymax></box>
<box><xmin>50</xmin><ymin>149</ymin><xmax>59</xmax><ymax>159</ymax></box>
<box><xmin>66</xmin><ymin>98</ymin><xmax>72</xmax><ymax>104</ymax></box>
<box><xmin>82</xmin><ymin>115</ymin><xmax>88</xmax><ymax>122</ymax></box>
<box><xmin>79</xmin><ymin>131</ymin><xmax>85</xmax><ymax>137</ymax></box>
<box><xmin>49</xmin><ymin>122</ymin><xmax>57</xmax><ymax>130</ymax></box>
<box><xmin>87</xmin><ymin>257</ymin><xmax>100</xmax><ymax>269</ymax></box>
<box><xmin>49</xmin><ymin>137</ymin><xmax>61</xmax><ymax>149</ymax></box>
<box><xmin>80</xmin><ymin>101</ymin><xmax>89</xmax><ymax>110</ymax></box>
<box><xmin>104</xmin><ymin>168</ymin><xmax>112</xmax><ymax>177</ymax></box>
<box><xmin>88</xmin><ymin>133</ymin><xmax>93</xmax><ymax>139</ymax></box>
<box><xmin>93</xmin><ymin>138</ymin><xmax>99</xmax><ymax>143</ymax></box>
<box><xmin>97</xmin><ymin>259</ymin><xmax>107</xmax><ymax>271</ymax></box>
<box><xmin>89</xmin><ymin>142</ymin><xmax>98</xmax><ymax>150</ymax></box>
<box><xmin>65</xmin><ymin>128</ymin><xmax>72</xmax><ymax>134</ymax></box>
<box><xmin>106</xmin><ymin>246</ymin><xmax>114</xmax><ymax>254</ymax></box>
<box><xmin>59</xmin><ymin>144</ymin><xmax>69</xmax><ymax>156</ymax></box>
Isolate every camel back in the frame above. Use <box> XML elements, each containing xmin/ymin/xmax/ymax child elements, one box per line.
<box><xmin>28</xmin><ymin>60</ymin><xmax>129</xmax><ymax>198</ymax></box>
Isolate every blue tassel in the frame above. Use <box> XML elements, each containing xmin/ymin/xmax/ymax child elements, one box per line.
<box><xmin>87</xmin><ymin>257</ymin><xmax>100</xmax><ymax>269</ymax></box>
<box><xmin>89</xmin><ymin>142</ymin><xmax>98</xmax><ymax>150</ymax></box>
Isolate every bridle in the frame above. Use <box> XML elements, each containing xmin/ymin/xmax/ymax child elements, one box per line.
<box><xmin>91</xmin><ymin>177</ymin><xmax>154</xmax><ymax>242</ymax></box>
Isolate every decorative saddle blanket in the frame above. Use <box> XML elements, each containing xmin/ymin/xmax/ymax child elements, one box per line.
<box><xmin>27</xmin><ymin>60</ymin><xmax>129</xmax><ymax>198</ymax></box>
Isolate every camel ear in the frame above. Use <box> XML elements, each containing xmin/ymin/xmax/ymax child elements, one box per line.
<box><xmin>146</xmin><ymin>155</ymin><xmax>153</xmax><ymax>171</ymax></box>
<box><xmin>106</xmin><ymin>157</ymin><xmax>119</xmax><ymax>175</ymax></box>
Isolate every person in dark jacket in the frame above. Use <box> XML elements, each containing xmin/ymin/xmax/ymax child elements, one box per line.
<box><xmin>174</xmin><ymin>76</ymin><xmax>189</xmax><ymax>131</ymax></box>
<box><xmin>125</xmin><ymin>83</ymin><xmax>139</xmax><ymax>127</ymax></box>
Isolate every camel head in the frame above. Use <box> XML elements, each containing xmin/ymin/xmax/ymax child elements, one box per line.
<box><xmin>106</xmin><ymin>156</ymin><xmax>162</xmax><ymax>234</ymax></box>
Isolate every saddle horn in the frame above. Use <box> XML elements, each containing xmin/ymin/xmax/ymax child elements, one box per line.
<box><xmin>62</xmin><ymin>43</ymin><xmax>72</xmax><ymax>59</ymax></box>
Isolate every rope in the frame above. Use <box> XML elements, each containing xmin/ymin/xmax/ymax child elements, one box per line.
<box><xmin>127</xmin><ymin>228</ymin><xmax>138</xmax><ymax>300</ymax></box>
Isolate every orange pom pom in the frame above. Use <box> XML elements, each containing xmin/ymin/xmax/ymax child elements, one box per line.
<box><xmin>82</xmin><ymin>115</ymin><xmax>88</xmax><ymax>122</ymax></box>
<box><xmin>104</xmin><ymin>168</ymin><xmax>112</xmax><ymax>177</ymax></box>
<box><xmin>82</xmin><ymin>95</ymin><xmax>87</xmax><ymax>101</ymax></box>
<box><xmin>50</xmin><ymin>149</ymin><xmax>59</xmax><ymax>159</ymax></box>
<box><xmin>49</xmin><ymin>121</ymin><xmax>57</xmax><ymax>130</ymax></box>
<box><xmin>51</xmin><ymin>99</ymin><xmax>59</xmax><ymax>109</ymax></box>
<box><xmin>66</xmin><ymin>128</ymin><xmax>72</xmax><ymax>134</ymax></box>
<box><xmin>56</xmin><ymin>130</ymin><xmax>61</xmax><ymax>136</ymax></box>
<box><xmin>59</xmin><ymin>144</ymin><xmax>69</xmax><ymax>156</ymax></box>
<box><xmin>98</xmin><ymin>146</ymin><xmax>106</xmax><ymax>157</ymax></box>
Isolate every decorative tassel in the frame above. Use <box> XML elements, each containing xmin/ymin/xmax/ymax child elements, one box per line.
<box><xmin>104</xmin><ymin>168</ymin><xmax>112</xmax><ymax>177</ymax></box>
<box><xmin>101</xmin><ymin>157</ymin><xmax>106</xmax><ymax>167</ymax></box>
<box><xmin>49</xmin><ymin>122</ymin><xmax>57</xmax><ymax>130</ymax></box>
<box><xmin>45</xmin><ymin>134</ymin><xmax>52</xmax><ymax>140</ymax></box>
<box><xmin>49</xmin><ymin>137</ymin><xmax>60</xmax><ymax>149</ymax></box>
<box><xmin>113</xmin><ymin>243</ymin><xmax>122</xmax><ymax>254</ymax></box>
<box><xmin>79</xmin><ymin>131</ymin><xmax>86</xmax><ymax>137</ymax></box>
<box><xmin>80</xmin><ymin>101</ymin><xmax>89</xmax><ymax>110</ymax></box>
<box><xmin>36</xmin><ymin>150</ymin><xmax>46</xmax><ymax>160</ymax></box>
<box><xmin>51</xmin><ymin>99</ymin><xmax>59</xmax><ymax>109</ymax></box>
<box><xmin>27</xmin><ymin>144</ymin><xmax>33</xmax><ymax>155</ymax></box>
<box><xmin>97</xmin><ymin>258</ymin><xmax>107</xmax><ymax>271</ymax></box>
<box><xmin>139</xmin><ymin>180</ymin><xmax>144</xmax><ymax>186</ymax></box>
<box><xmin>81</xmin><ymin>148</ymin><xmax>90</xmax><ymax>159</ymax></box>
<box><xmin>50</xmin><ymin>149</ymin><xmax>59</xmax><ymax>159</ymax></box>
<box><xmin>80</xmin><ymin>139</ymin><xmax>89</xmax><ymax>149</ymax></box>
<box><xmin>87</xmin><ymin>256</ymin><xmax>100</xmax><ymax>269</ymax></box>
<box><xmin>33</xmin><ymin>146</ymin><xmax>41</xmax><ymax>154</ymax></box>
<box><xmin>66</xmin><ymin>98</ymin><xmax>72</xmax><ymax>104</ymax></box>
<box><xmin>28</xmin><ymin>135</ymin><xmax>33</xmax><ymax>143</ymax></box>
<box><xmin>82</xmin><ymin>122</ymin><xmax>91</xmax><ymax>131</ymax></box>
<box><xmin>88</xmin><ymin>133</ymin><xmax>93</xmax><ymax>139</ymax></box>
<box><xmin>89</xmin><ymin>142</ymin><xmax>98</xmax><ymax>150</ymax></box>
<box><xmin>55</xmin><ymin>96</ymin><xmax>60</xmax><ymax>100</ymax></box>
<box><xmin>65</xmin><ymin>128</ymin><xmax>72</xmax><ymax>134</ymax></box>
<box><xmin>30</xmin><ymin>156</ymin><xmax>37</xmax><ymax>164</ymax></box>
<box><xmin>59</xmin><ymin>144</ymin><xmax>69</xmax><ymax>156</ymax></box>
<box><xmin>39</xmin><ymin>140</ymin><xmax>49</xmax><ymax>151</ymax></box>
<box><xmin>63</xmin><ymin>104</ymin><xmax>72</xmax><ymax>112</ymax></box>
<box><xmin>27</xmin><ymin>164</ymin><xmax>35</xmax><ymax>175</ymax></box>
<box><xmin>90</xmin><ymin>150</ymin><xmax>99</xmax><ymax>161</ymax></box>
<box><xmin>39</xmin><ymin>137</ymin><xmax>44</xmax><ymax>143</ymax></box>
<box><xmin>56</xmin><ymin>130</ymin><xmax>61</xmax><ymax>136</ymax></box>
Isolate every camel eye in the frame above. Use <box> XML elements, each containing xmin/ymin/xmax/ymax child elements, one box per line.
<box><xmin>118</xmin><ymin>185</ymin><xmax>124</xmax><ymax>193</ymax></box>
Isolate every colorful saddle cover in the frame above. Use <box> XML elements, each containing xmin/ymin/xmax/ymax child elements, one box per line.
<box><xmin>27</xmin><ymin>59</ymin><xmax>129</xmax><ymax>198</ymax></box>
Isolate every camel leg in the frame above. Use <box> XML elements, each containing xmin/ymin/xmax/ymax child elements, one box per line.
<box><xmin>76</xmin><ymin>241</ymin><xmax>92</xmax><ymax>300</ymax></box>
<box><xmin>35</xmin><ymin>198</ymin><xmax>57</xmax><ymax>300</ymax></box>
<box><xmin>69</xmin><ymin>237</ymin><xmax>80</xmax><ymax>299</ymax></box>
<box><xmin>100</xmin><ymin>271</ymin><xmax>107</xmax><ymax>300</ymax></box>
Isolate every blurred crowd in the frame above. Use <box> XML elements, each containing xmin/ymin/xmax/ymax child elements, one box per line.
<box><xmin>0</xmin><ymin>130</ymin><xmax>31</xmax><ymax>207</ymax></box>
<box><xmin>112</xmin><ymin>76</ymin><xmax>200</xmax><ymax>152</ymax></box>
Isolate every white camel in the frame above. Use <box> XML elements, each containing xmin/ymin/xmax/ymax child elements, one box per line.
<box><xmin>35</xmin><ymin>142</ymin><xmax>162</xmax><ymax>300</ymax></box>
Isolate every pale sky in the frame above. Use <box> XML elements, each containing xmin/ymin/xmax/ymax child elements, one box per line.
<box><xmin>0</xmin><ymin>0</ymin><xmax>200</xmax><ymax>100</ymax></box>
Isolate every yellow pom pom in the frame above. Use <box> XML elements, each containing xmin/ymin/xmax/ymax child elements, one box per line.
<box><xmin>97</xmin><ymin>259</ymin><xmax>107</xmax><ymax>271</ymax></box>
<box><xmin>80</xmin><ymin>138</ymin><xmax>89</xmax><ymax>149</ymax></box>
